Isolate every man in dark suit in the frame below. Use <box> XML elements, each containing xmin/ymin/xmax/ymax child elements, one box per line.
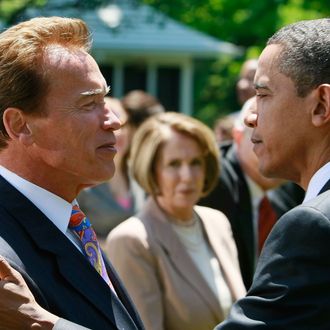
<box><xmin>200</xmin><ymin>97</ymin><xmax>305</xmax><ymax>289</ymax></box>
<box><xmin>215</xmin><ymin>18</ymin><xmax>330</xmax><ymax>329</ymax></box>
<box><xmin>0</xmin><ymin>17</ymin><xmax>144</xmax><ymax>329</ymax></box>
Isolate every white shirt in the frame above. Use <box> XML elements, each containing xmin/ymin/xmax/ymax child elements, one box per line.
<box><xmin>171</xmin><ymin>219</ymin><xmax>233</xmax><ymax>317</ymax></box>
<box><xmin>303</xmin><ymin>162</ymin><xmax>330</xmax><ymax>204</ymax></box>
<box><xmin>245</xmin><ymin>174</ymin><xmax>264</xmax><ymax>266</ymax></box>
<box><xmin>0</xmin><ymin>165</ymin><xmax>82</xmax><ymax>251</ymax></box>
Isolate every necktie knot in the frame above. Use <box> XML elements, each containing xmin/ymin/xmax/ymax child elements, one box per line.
<box><xmin>69</xmin><ymin>205</ymin><xmax>91</xmax><ymax>232</ymax></box>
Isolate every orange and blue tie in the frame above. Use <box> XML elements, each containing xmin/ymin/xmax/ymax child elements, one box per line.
<box><xmin>69</xmin><ymin>205</ymin><xmax>115</xmax><ymax>291</ymax></box>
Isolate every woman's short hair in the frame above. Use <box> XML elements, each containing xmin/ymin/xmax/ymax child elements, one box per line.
<box><xmin>130</xmin><ymin>111</ymin><xmax>220</xmax><ymax>197</ymax></box>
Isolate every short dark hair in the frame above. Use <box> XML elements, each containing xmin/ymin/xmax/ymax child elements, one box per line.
<box><xmin>121</xmin><ymin>90</ymin><xmax>164</xmax><ymax>128</ymax></box>
<box><xmin>267</xmin><ymin>18</ymin><xmax>330</xmax><ymax>97</ymax></box>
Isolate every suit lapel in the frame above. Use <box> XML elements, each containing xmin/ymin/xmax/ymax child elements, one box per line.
<box><xmin>141</xmin><ymin>198</ymin><xmax>223</xmax><ymax>321</ymax></box>
<box><xmin>199</xmin><ymin>207</ymin><xmax>245</xmax><ymax>301</ymax></box>
<box><xmin>227</xmin><ymin>149</ymin><xmax>255</xmax><ymax>256</ymax></box>
<box><xmin>103</xmin><ymin>253</ymin><xmax>144</xmax><ymax>329</ymax></box>
<box><xmin>0</xmin><ymin>176</ymin><xmax>140</xmax><ymax>329</ymax></box>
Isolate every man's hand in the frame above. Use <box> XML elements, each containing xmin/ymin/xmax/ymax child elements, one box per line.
<box><xmin>0</xmin><ymin>256</ymin><xmax>59</xmax><ymax>329</ymax></box>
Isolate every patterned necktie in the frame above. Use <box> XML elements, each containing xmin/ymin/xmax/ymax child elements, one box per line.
<box><xmin>258</xmin><ymin>195</ymin><xmax>277</xmax><ymax>254</ymax></box>
<box><xmin>69</xmin><ymin>205</ymin><xmax>115</xmax><ymax>291</ymax></box>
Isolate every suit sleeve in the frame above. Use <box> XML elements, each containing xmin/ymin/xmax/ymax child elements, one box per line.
<box><xmin>53</xmin><ymin>318</ymin><xmax>91</xmax><ymax>330</ymax></box>
<box><xmin>106</xmin><ymin>221</ymin><xmax>164</xmax><ymax>330</ymax></box>
<box><xmin>215</xmin><ymin>205</ymin><xmax>330</xmax><ymax>329</ymax></box>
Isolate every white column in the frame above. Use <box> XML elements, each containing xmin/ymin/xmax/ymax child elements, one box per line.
<box><xmin>180</xmin><ymin>59</ymin><xmax>193</xmax><ymax>115</ymax></box>
<box><xmin>147</xmin><ymin>62</ymin><xmax>157</xmax><ymax>96</ymax></box>
<box><xmin>112</xmin><ymin>61</ymin><xmax>124</xmax><ymax>98</ymax></box>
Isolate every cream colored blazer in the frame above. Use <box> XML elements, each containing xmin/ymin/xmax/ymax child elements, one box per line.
<box><xmin>106</xmin><ymin>197</ymin><xmax>246</xmax><ymax>330</ymax></box>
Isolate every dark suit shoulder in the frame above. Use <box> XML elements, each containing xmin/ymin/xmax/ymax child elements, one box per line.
<box><xmin>302</xmin><ymin>189</ymin><xmax>330</xmax><ymax>213</ymax></box>
<box><xmin>217</xmin><ymin>193</ymin><xmax>330</xmax><ymax>329</ymax></box>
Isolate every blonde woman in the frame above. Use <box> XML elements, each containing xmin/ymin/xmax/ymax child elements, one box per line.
<box><xmin>106</xmin><ymin>112</ymin><xmax>245</xmax><ymax>330</ymax></box>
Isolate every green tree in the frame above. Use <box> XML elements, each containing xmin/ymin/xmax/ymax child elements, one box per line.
<box><xmin>1</xmin><ymin>0</ymin><xmax>328</xmax><ymax>126</ymax></box>
<box><xmin>0</xmin><ymin>0</ymin><xmax>47</xmax><ymax>24</ymax></box>
<box><xmin>142</xmin><ymin>0</ymin><xmax>329</xmax><ymax>125</ymax></box>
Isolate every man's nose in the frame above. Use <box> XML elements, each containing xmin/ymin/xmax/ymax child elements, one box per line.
<box><xmin>102</xmin><ymin>107</ymin><xmax>121</xmax><ymax>131</ymax></box>
<box><xmin>244</xmin><ymin>111</ymin><xmax>258</xmax><ymax>128</ymax></box>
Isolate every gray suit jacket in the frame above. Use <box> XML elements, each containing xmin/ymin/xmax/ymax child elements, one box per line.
<box><xmin>107</xmin><ymin>197</ymin><xmax>246</xmax><ymax>330</ymax></box>
<box><xmin>0</xmin><ymin>176</ymin><xmax>144</xmax><ymax>330</ymax></box>
<box><xmin>215</xmin><ymin>179</ymin><xmax>330</xmax><ymax>329</ymax></box>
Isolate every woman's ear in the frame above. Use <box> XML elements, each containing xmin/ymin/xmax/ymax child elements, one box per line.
<box><xmin>312</xmin><ymin>84</ymin><xmax>330</xmax><ymax>127</ymax></box>
<box><xmin>2</xmin><ymin>107</ymin><xmax>34</xmax><ymax>145</ymax></box>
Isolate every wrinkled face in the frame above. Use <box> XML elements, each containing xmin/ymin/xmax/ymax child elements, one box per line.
<box><xmin>247</xmin><ymin>44</ymin><xmax>314</xmax><ymax>183</ymax></box>
<box><xmin>155</xmin><ymin>130</ymin><xmax>205</xmax><ymax>220</ymax></box>
<box><xmin>26</xmin><ymin>46</ymin><xmax>121</xmax><ymax>195</ymax></box>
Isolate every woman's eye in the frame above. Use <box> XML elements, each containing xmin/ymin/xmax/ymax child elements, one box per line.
<box><xmin>169</xmin><ymin>160</ymin><xmax>180</xmax><ymax>168</ymax></box>
<box><xmin>191</xmin><ymin>159</ymin><xmax>203</xmax><ymax>166</ymax></box>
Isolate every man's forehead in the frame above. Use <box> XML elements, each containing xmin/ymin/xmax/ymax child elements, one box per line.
<box><xmin>255</xmin><ymin>46</ymin><xmax>282</xmax><ymax>82</ymax></box>
<box><xmin>258</xmin><ymin>45</ymin><xmax>282</xmax><ymax>71</ymax></box>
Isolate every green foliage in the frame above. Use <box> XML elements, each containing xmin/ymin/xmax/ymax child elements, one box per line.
<box><xmin>0</xmin><ymin>0</ymin><xmax>46</xmax><ymax>24</ymax></box>
<box><xmin>1</xmin><ymin>0</ymin><xmax>328</xmax><ymax>127</ymax></box>
<box><xmin>193</xmin><ymin>56</ymin><xmax>240</xmax><ymax>126</ymax></box>
<box><xmin>142</xmin><ymin>0</ymin><xmax>329</xmax><ymax>126</ymax></box>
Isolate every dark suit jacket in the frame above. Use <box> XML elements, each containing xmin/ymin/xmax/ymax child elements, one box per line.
<box><xmin>0</xmin><ymin>176</ymin><xmax>144</xmax><ymax>330</ymax></box>
<box><xmin>215</xmin><ymin>179</ymin><xmax>330</xmax><ymax>329</ymax></box>
<box><xmin>199</xmin><ymin>144</ymin><xmax>305</xmax><ymax>289</ymax></box>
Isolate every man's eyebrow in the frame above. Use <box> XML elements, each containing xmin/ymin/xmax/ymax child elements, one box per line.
<box><xmin>80</xmin><ymin>85</ymin><xmax>111</xmax><ymax>96</ymax></box>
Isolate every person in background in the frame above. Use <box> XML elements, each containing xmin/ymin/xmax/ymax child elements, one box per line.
<box><xmin>216</xmin><ymin>18</ymin><xmax>330</xmax><ymax>329</ymax></box>
<box><xmin>77</xmin><ymin>97</ymin><xmax>135</xmax><ymax>237</ymax></box>
<box><xmin>0</xmin><ymin>16</ymin><xmax>143</xmax><ymax>330</ymax></box>
<box><xmin>121</xmin><ymin>89</ymin><xmax>165</xmax><ymax>211</ymax></box>
<box><xmin>121</xmin><ymin>89</ymin><xmax>165</xmax><ymax>130</ymax></box>
<box><xmin>213</xmin><ymin>113</ymin><xmax>236</xmax><ymax>145</ymax></box>
<box><xmin>105</xmin><ymin>112</ymin><xmax>246</xmax><ymax>330</ymax></box>
<box><xmin>199</xmin><ymin>96</ymin><xmax>305</xmax><ymax>289</ymax></box>
<box><xmin>212</xmin><ymin>58</ymin><xmax>257</xmax><ymax>147</ymax></box>
<box><xmin>236</xmin><ymin>58</ymin><xmax>258</xmax><ymax>107</ymax></box>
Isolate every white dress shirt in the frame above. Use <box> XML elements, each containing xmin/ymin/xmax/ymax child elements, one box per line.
<box><xmin>0</xmin><ymin>165</ymin><xmax>82</xmax><ymax>251</ymax></box>
<box><xmin>171</xmin><ymin>219</ymin><xmax>233</xmax><ymax>317</ymax></box>
<box><xmin>303</xmin><ymin>162</ymin><xmax>330</xmax><ymax>204</ymax></box>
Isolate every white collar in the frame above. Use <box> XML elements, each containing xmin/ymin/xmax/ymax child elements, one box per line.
<box><xmin>0</xmin><ymin>165</ymin><xmax>73</xmax><ymax>234</ymax></box>
<box><xmin>303</xmin><ymin>162</ymin><xmax>330</xmax><ymax>203</ymax></box>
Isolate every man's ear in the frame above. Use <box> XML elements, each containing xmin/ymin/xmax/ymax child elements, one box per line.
<box><xmin>2</xmin><ymin>107</ymin><xmax>34</xmax><ymax>145</ymax></box>
<box><xmin>312</xmin><ymin>84</ymin><xmax>330</xmax><ymax>127</ymax></box>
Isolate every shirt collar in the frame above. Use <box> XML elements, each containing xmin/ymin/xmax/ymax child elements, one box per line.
<box><xmin>0</xmin><ymin>165</ymin><xmax>74</xmax><ymax>234</ymax></box>
<box><xmin>303</xmin><ymin>162</ymin><xmax>330</xmax><ymax>203</ymax></box>
<box><xmin>245</xmin><ymin>173</ymin><xmax>264</xmax><ymax>207</ymax></box>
